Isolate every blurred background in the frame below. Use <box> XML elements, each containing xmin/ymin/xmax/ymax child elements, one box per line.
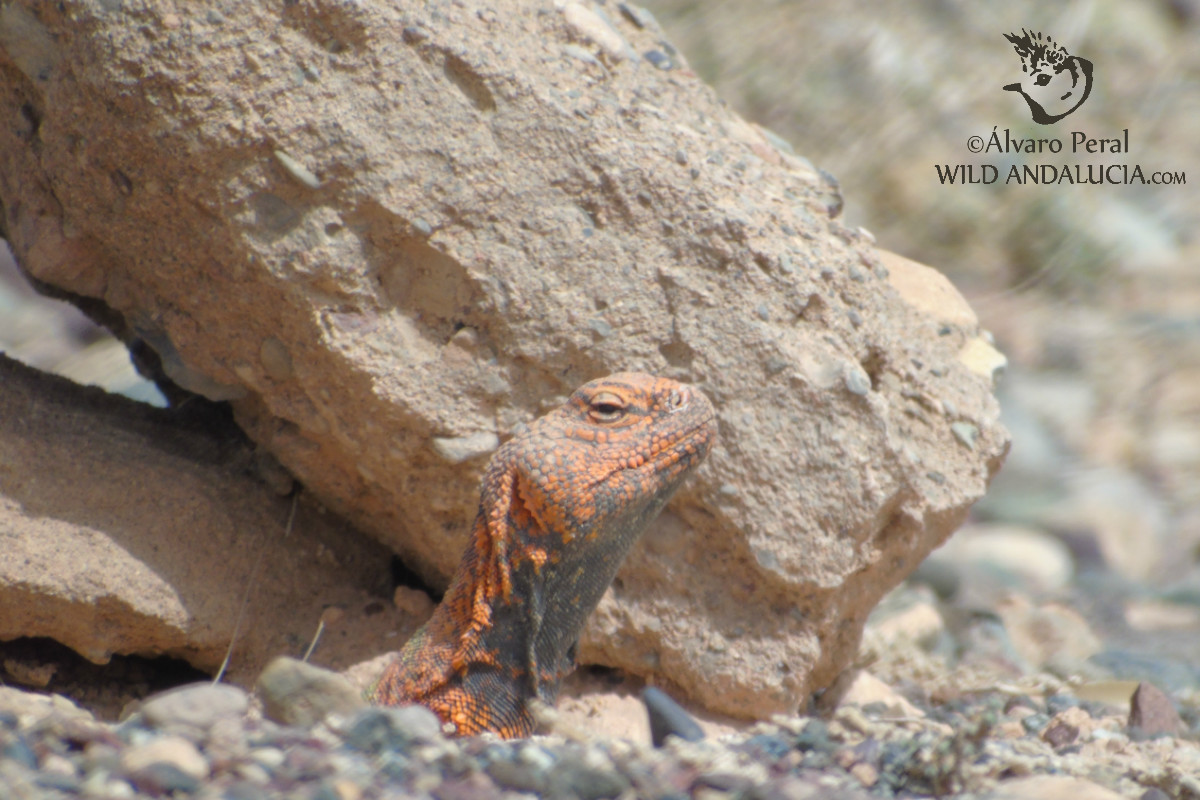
<box><xmin>634</xmin><ymin>0</ymin><xmax>1200</xmax><ymax>685</ymax></box>
<box><xmin>2</xmin><ymin>0</ymin><xmax>1199</xmax><ymax>683</ymax></box>
<box><xmin>636</xmin><ymin>0</ymin><xmax>1200</xmax><ymax>573</ymax></box>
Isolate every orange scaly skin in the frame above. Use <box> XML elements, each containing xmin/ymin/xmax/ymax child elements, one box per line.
<box><xmin>368</xmin><ymin>373</ymin><xmax>716</xmax><ymax>737</ymax></box>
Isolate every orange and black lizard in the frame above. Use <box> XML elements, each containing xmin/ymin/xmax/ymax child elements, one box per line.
<box><xmin>369</xmin><ymin>373</ymin><xmax>716</xmax><ymax>737</ymax></box>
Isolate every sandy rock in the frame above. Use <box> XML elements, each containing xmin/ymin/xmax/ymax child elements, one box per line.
<box><xmin>879</xmin><ymin>249</ymin><xmax>977</xmax><ymax>330</ymax></box>
<box><xmin>0</xmin><ymin>356</ymin><xmax>412</xmax><ymax>686</ymax></box>
<box><xmin>553</xmin><ymin>669</ymin><xmax>741</xmax><ymax>744</ymax></box>
<box><xmin>555</xmin><ymin>689</ymin><xmax>654</xmax><ymax>743</ymax></box>
<box><xmin>0</xmin><ymin>0</ymin><xmax>1006</xmax><ymax>718</ymax></box>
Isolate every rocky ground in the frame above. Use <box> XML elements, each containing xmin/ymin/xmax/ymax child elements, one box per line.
<box><xmin>3</xmin><ymin>0</ymin><xmax>1200</xmax><ymax>797</ymax></box>
<box><xmin>4</xmin><ymin>250</ymin><xmax>1199</xmax><ymax>794</ymax></box>
<box><xmin>1</xmin><ymin>606</ymin><xmax>1199</xmax><ymax>799</ymax></box>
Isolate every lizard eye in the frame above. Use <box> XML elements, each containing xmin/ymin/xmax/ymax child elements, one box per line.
<box><xmin>588</xmin><ymin>391</ymin><xmax>627</xmax><ymax>423</ymax></box>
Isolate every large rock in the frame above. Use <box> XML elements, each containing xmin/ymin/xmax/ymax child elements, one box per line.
<box><xmin>0</xmin><ymin>355</ymin><xmax>416</xmax><ymax>686</ymax></box>
<box><xmin>0</xmin><ymin>0</ymin><xmax>1007</xmax><ymax>718</ymax></box>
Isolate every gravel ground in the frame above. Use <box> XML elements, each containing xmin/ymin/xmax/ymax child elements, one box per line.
<box><xmin>2</xmin><ymin>666</ymin><xmax>1199</xmax><ymax>800</ymax></box>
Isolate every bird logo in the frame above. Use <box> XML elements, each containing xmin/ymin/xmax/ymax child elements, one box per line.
<box><xmin>1003</xmin><ymin>29</ymin><xmax>1094</xmax><ymax>124</ymax></box>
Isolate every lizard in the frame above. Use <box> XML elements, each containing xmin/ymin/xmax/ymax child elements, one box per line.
<box><xmin>368</xmin><ymin>372</ymin><xmax>716</xmax><ymax>737</ymax></box>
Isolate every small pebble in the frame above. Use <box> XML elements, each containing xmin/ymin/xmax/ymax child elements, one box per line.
<box><xmin>128</xmin><ymin>762</ymin><xmax>201</xmax><ymax>795</ymax></box>
<box><xmin>41</xmin><ymin>752</ymin><xmax>77</xmax><ymax>777</ymax></box>
<box><xmin>844</xmin><ymin>365</ymin><xmax>872</xmax><ymax>396</ymax></box>
<box><xmin>401</xmin><ymin>26</ymin><xmax>427</xmax><ymax>44</ymax></box>
<box><xmin>643</xmin><ymin>687</ymin><xmax>704</xmax><ymax>746</ymax></box>
<box><xmin>273</xmin><ymin>149</ymin><xmax>322</xmax><ymax>189</ymax></box>
<box><xmin>743</xmin><ymin>734</ymin><xmax>792</xmax><ymax>760</ymax></box>
<box><xmin>487</xmin><ymin>755</ymin><xmax>549</xmax><ymax>793</ymax></box>
<box><xmin>563</xmin><ymin>43</ymin><xmax>601</xmax><ymax>66</ymax></box>
<box><xmin>1128</xmin><ymin>682</ymin><xmax>1184</xmax><ymax>737</ymax></box>
<box><xmin>1046</xmin><ymin>693</ymin><xmax>1082</xmax><ymax>715</ymax></box>
<box><xmin>644</xmin><ymin>49</ymin><xmax>672</xmax><ymax>69</ymax></box>
<box><xmin>342</xmin><ymin>706</ymin><xmax>444</xmax><ymax>755</ymax></box>
<box><xmin>1041</xmin><ymin>718</ymin><xmax>1080</xmax><ymax>748</ymax></box>
<box><xmin>950</xmin><ymin>421</ymin><xmax>979</xmax><ymax>450</ymax></box>
<box><xmin>120</xmin><ymin>735</ymin><xmax>209</xmax><ymax>780</ymax></box>
<box><xmin>1022</xmin><ymin>713</ymin><xmax>1051</xmax><ymax>734</ymax></box>
<box><xmin>562</xmin><ymin>2</ymin><xmax>630</xmax><ymax>61</ymax></box>
<box><xmin>250</xmin><ymin>747</ymin><xmax>286</xmax><ymax>769</ymax></box>
<box><xmin>587</xmin><ymin>318</ymin><xmax>613</xmax><ymax>337</ymax></box>
<box><xmin>3</xmin><ymin>734</ymin><xmax>38</xmax><ymax>768</ymax></box>
<box><xmin>35</xmin><ymin>771</ymin><xmax>83</xmax><ymax>792</ymax></box>
<box><xmin>257</xmin><ymin>657</ymin><xmax>368</xmax><ymax>727</ymax></box>
<box><xmin>140</xmin><ymin>682</ymin><xmax>249</xmax><ymax>731</ymax></box>
<box><xmin>432</xmin><ymin>432</ymin><xmax>501</xmax><ymax>464</ymax></box>
<box><xmin>550</xmin><ymin>750</ymin><xmax>630</xmax><ymax>800</ymax></box>
<box><xmin>618</xmin><ymin>3</ymin><xmax>652</xmax><ymax>28</ymax></box>
<box><xmin>793</xmin><ymin>719</ymin><xmax>836</xmax><ymax>754</ymax></box>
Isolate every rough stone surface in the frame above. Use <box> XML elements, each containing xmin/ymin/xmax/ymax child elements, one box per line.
<box><xmin>0</xmin><ymin>355</ymin><xmax>414</xmax><ymax>685</ymax></box>
<box><xmin>0</xmin><ymin>0</ymin><xmax>1007</xmax><ymax>718</ymax></box>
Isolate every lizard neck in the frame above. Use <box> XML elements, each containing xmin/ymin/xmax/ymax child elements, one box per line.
<box><xmin>410</xmin><ymin>486</ymin><xmax>677</xmax><ymax>714</ymax></box>
<box><xmin>452</xmin><ymin>489</ymin><xmax>677</xmax><ymax>682</ymax></box>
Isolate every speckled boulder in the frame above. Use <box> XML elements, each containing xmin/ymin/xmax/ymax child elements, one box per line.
<box><xmin>0</xmin><ymin>0</ymin><xmax>1007</xmax><ymax>719</ymax></box>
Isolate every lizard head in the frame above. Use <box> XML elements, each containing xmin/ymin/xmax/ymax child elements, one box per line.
<box><xmin>497</xmin><ymin>372</ymin><xmax>717</xmax><ymax>548</ymax></box>
<box><xmin>419</xmin><ymin>373</ymin><xmax>717</xmax><ymax>724</ymax></box>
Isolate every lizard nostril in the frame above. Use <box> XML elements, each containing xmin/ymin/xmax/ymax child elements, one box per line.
<box><xmin>668</xmin><ymin>388</ymin><xmax>687</xmax><ymax>410</ymax></box>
